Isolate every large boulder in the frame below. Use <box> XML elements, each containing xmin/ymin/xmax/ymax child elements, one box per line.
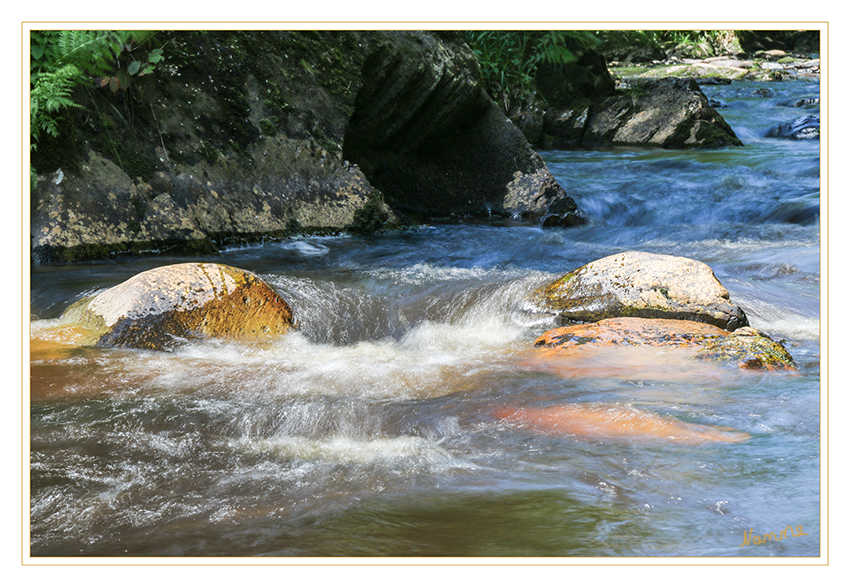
<box><xmin>61</xmin><ymin>263</ymin><xmax>294</xmax><ymax>350</ymax></box>
<box><xmin>544</xmin><ymin>78</ymin><xmax>743</xmax><ymax>149</ymax></box>
<box><xmin>584</xmin><ymin>78</ymin><xmax>743</xmax><ymax>148</ymax></box>
<box><xmin>341</xmin><ymin>32</ymin><xmax>579</xmax><ymax>225</ymax></box>
<box><xmin>529</xmin><ymin>251</ymin><xmax>749</xmax><ymax>330</ymax></box>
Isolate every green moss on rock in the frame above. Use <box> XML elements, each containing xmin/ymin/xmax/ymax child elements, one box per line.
<box><xmin>694</xmin><ymin>327</ymin><xmax>797</xmax><ymax>371</ymax></box>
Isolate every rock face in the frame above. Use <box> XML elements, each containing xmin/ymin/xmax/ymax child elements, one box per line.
<box><xmin>343</xmin><ymin>32</ymin><xmax>579</xmax><ymax>225</ymax></box>
<box><xmin>61</xmin><ymin>263</ymin><xmax>294</xmax><ymax>350</ymax></box>
<box><xmin>529</xmin><ymin>251</ymin><xmax>749</xmax><ymax>330</ymax></box>
<box><xmin>31</xmin><ymin>31</ymin><xmax>580</xmax><ymax>264</ymax></box>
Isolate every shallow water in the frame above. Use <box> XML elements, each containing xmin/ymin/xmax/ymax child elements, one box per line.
<box><xmin>29</xmin><ymin>80</ymin><xmax>821</xmax><ymax>558</ymax></box>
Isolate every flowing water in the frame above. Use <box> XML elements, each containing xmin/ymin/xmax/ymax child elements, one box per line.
<box><xmin>29</xmin><ymin>80</ymin><xmax>822</xmax><ymax>558</ymax></box>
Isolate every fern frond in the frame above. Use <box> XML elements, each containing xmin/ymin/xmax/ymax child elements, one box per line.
<box><xmin>56</xmin><ymin>30</ymin><xmax>154</xmax><ymax>76</ymax></box>
<box><xmin>30</xmin><ymin>63</ymin><xmax>82</xmax><ymax>145</ymax></box>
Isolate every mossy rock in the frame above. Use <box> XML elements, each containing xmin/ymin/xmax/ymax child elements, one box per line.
<box><xmin>62</xmin><ymin>263</ymin><xmax>295</xmax><ymax>350</ymax></box>
<box><xmin>693</xmin><ymin>327</ymin><xmax>797</xmax><ymax>371</ymax></box>
<box><xmin>529</xmin><ymin>251</ymin><xmax>749</xmax><ymax>330</ymax></box>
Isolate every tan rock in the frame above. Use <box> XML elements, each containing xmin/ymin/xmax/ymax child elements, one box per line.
<box><xmin>529</xmin><ymin>251</ymin><xmax>748</xmax><ymax>330</ymax></box>
<box><xmin>62</xmin><ymin>263</ymin><xmax>295</xmax><ymax>350</ymax></box>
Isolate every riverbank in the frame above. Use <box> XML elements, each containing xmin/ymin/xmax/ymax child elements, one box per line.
<box><xmin>609</xmin><ymin>51</ymin><xmax>820</xmax><ymax>84</ymax></box>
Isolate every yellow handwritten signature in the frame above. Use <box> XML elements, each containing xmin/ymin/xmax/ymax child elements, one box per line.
<box><xmin>740</xmin><ymin>525</ymin><xmax>808</xmax><ymax>547</ymax></box>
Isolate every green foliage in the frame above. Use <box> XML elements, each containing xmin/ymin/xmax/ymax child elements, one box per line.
<box><xmin>346</xmin><ymin>191</ymin><xmax>389</xmax><ymax>236</ymax></box>
<box><xmin>30</xmin><ymin>63</ymin><xmax>81</xmax><ymax>148</ymax></box>
<box><xmin>595</xmin><ymin>30</ymin><xmax>739</xmax><ymax>59</ymax></box>
<box><xmin>58</xmin><ymin>30</ymin><xmax>164</xmax><ymax>92</ymax></box>
<box><xmin>464</xmin><ymin>30</ymin><xmax>601</xmax><ymax>107</ymax></box>
<box><xmin>30</xmin><ymin>29</ymin><xmax>167</xmax><ymax>185</ymax></box>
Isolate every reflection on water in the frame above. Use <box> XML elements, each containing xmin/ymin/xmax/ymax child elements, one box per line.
<box><xmin>29</xmin><ymin>80</ymin><xmax>821</xmax><ymax>557</ymax></box>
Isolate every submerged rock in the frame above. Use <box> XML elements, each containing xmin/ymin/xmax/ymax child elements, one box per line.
<box><xmin>766</xmin><ymin>115</ymin><xmax>820</xmax><ymax>140</ymax></box>
<box><xmin>529</xmin><ymin>251</ymin><xmax>749</xmax><ymax>331</ymax></box>
<box><xmin>495</xmin><ymin>404</ymin><xmax>750</xmax><ymax>444</ymax></box>
<box><xmin>62</xmin><ymin>263</ymin><xmax>294</xmax><ymax>350</ymax></box>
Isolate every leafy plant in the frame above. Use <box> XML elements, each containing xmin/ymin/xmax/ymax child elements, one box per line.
<box><xmin>30</xmin><ymin>63</ymin><xmax>81</xmax><ymax>148</ymax></box>
<box><xmin>464</xmin><ymin>30</ymin><xmax>601</xmax><ymax>109</ymax></box>
<box><xmin>55</xmin><ymin>30</ymin><xmax>164</xmax><ymax>92</ymax></box>
<box><xmin>30</xmin><ymin>29</ymin><xmax>166</xmax><ymax>185</ymax></box>
<box><xmin>595</xmin><ymin>30</ymin><xmax>740</xmax><ymax>59</ymax></box>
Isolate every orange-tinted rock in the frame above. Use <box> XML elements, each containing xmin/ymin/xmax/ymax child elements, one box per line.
<box><xmin>495</xmin><ymin>404</ymin><xmax>750</xmax><ymax>444</ymax></box>
<box><xmin>61</xmin><ymin>263</ymin><xmax>295</xmax><ymax>350</ymax></box>
<box><xmin>533</xmin><ymin>316</ymin><xmax>729</xmax><ymax>350</ymax></box>
<box><xmin>530</xmin><ymin>317</ymin><xmax>796</xmax><ymax>373</ymax></box>
<box><xmin>529</xmin><ymin>251</ymin><xmax>748</xmax><ymax>330</ymax></box>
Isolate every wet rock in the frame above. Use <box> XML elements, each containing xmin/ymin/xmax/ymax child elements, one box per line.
<box><xmin>532</xmin><ymin>317</ymin><xmax>796</xmax><ymax>372</ymax></box>
<box><xmin>766</xmin><ymin>115</ymin><xmax>820</xmax><ymax>140</ymax></box>
<box><xmin>778</xmin><ymin>97</ymin><xmax>820</xmax><ymax>108</ymax></box>
<box><xmin>62</xmin><ymin>263</ymin><xmax>295</xmax><ymax>350</ymax></box>
<box><xmin>533</xmin><ymin>317</ymin><xmax>729</xmax><ymax>350</ymax></box>
<box><xmin>529</xmin><ymin>251</ymin><xmax>749</xmax><ymax>330</ymax></box>
<box><xmin>693</xmin><ymin>327</ymin><xmax>797</xmax><ymax>371</ymax></box>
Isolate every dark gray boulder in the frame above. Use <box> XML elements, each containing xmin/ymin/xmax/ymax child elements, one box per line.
<box><xmin>582</xmin><ymin>78</ymin><xmax>743</xmax><ymax>149</ymax></box>
<box><xmin>540</xmin><ymin>77</ymin><xmax>742</xmax><ymax>150</ymax></box>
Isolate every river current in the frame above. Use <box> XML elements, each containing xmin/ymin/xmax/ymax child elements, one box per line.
<box><xmin>29</xmin><ymin>80</ymin><xmax>822</xmax><ymax>558</ymax></box>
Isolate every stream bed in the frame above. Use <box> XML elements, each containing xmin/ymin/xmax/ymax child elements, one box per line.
<box><xmin>29</xmin><ymin>80</ymin><xmax>822</xmax><ymax>558</ymax></box>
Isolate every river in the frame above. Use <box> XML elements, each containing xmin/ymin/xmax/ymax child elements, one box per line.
<box><xmin>29</xmin><ymin>79</ymin><xmax>821</xmax><ymax>558</ymax></box>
